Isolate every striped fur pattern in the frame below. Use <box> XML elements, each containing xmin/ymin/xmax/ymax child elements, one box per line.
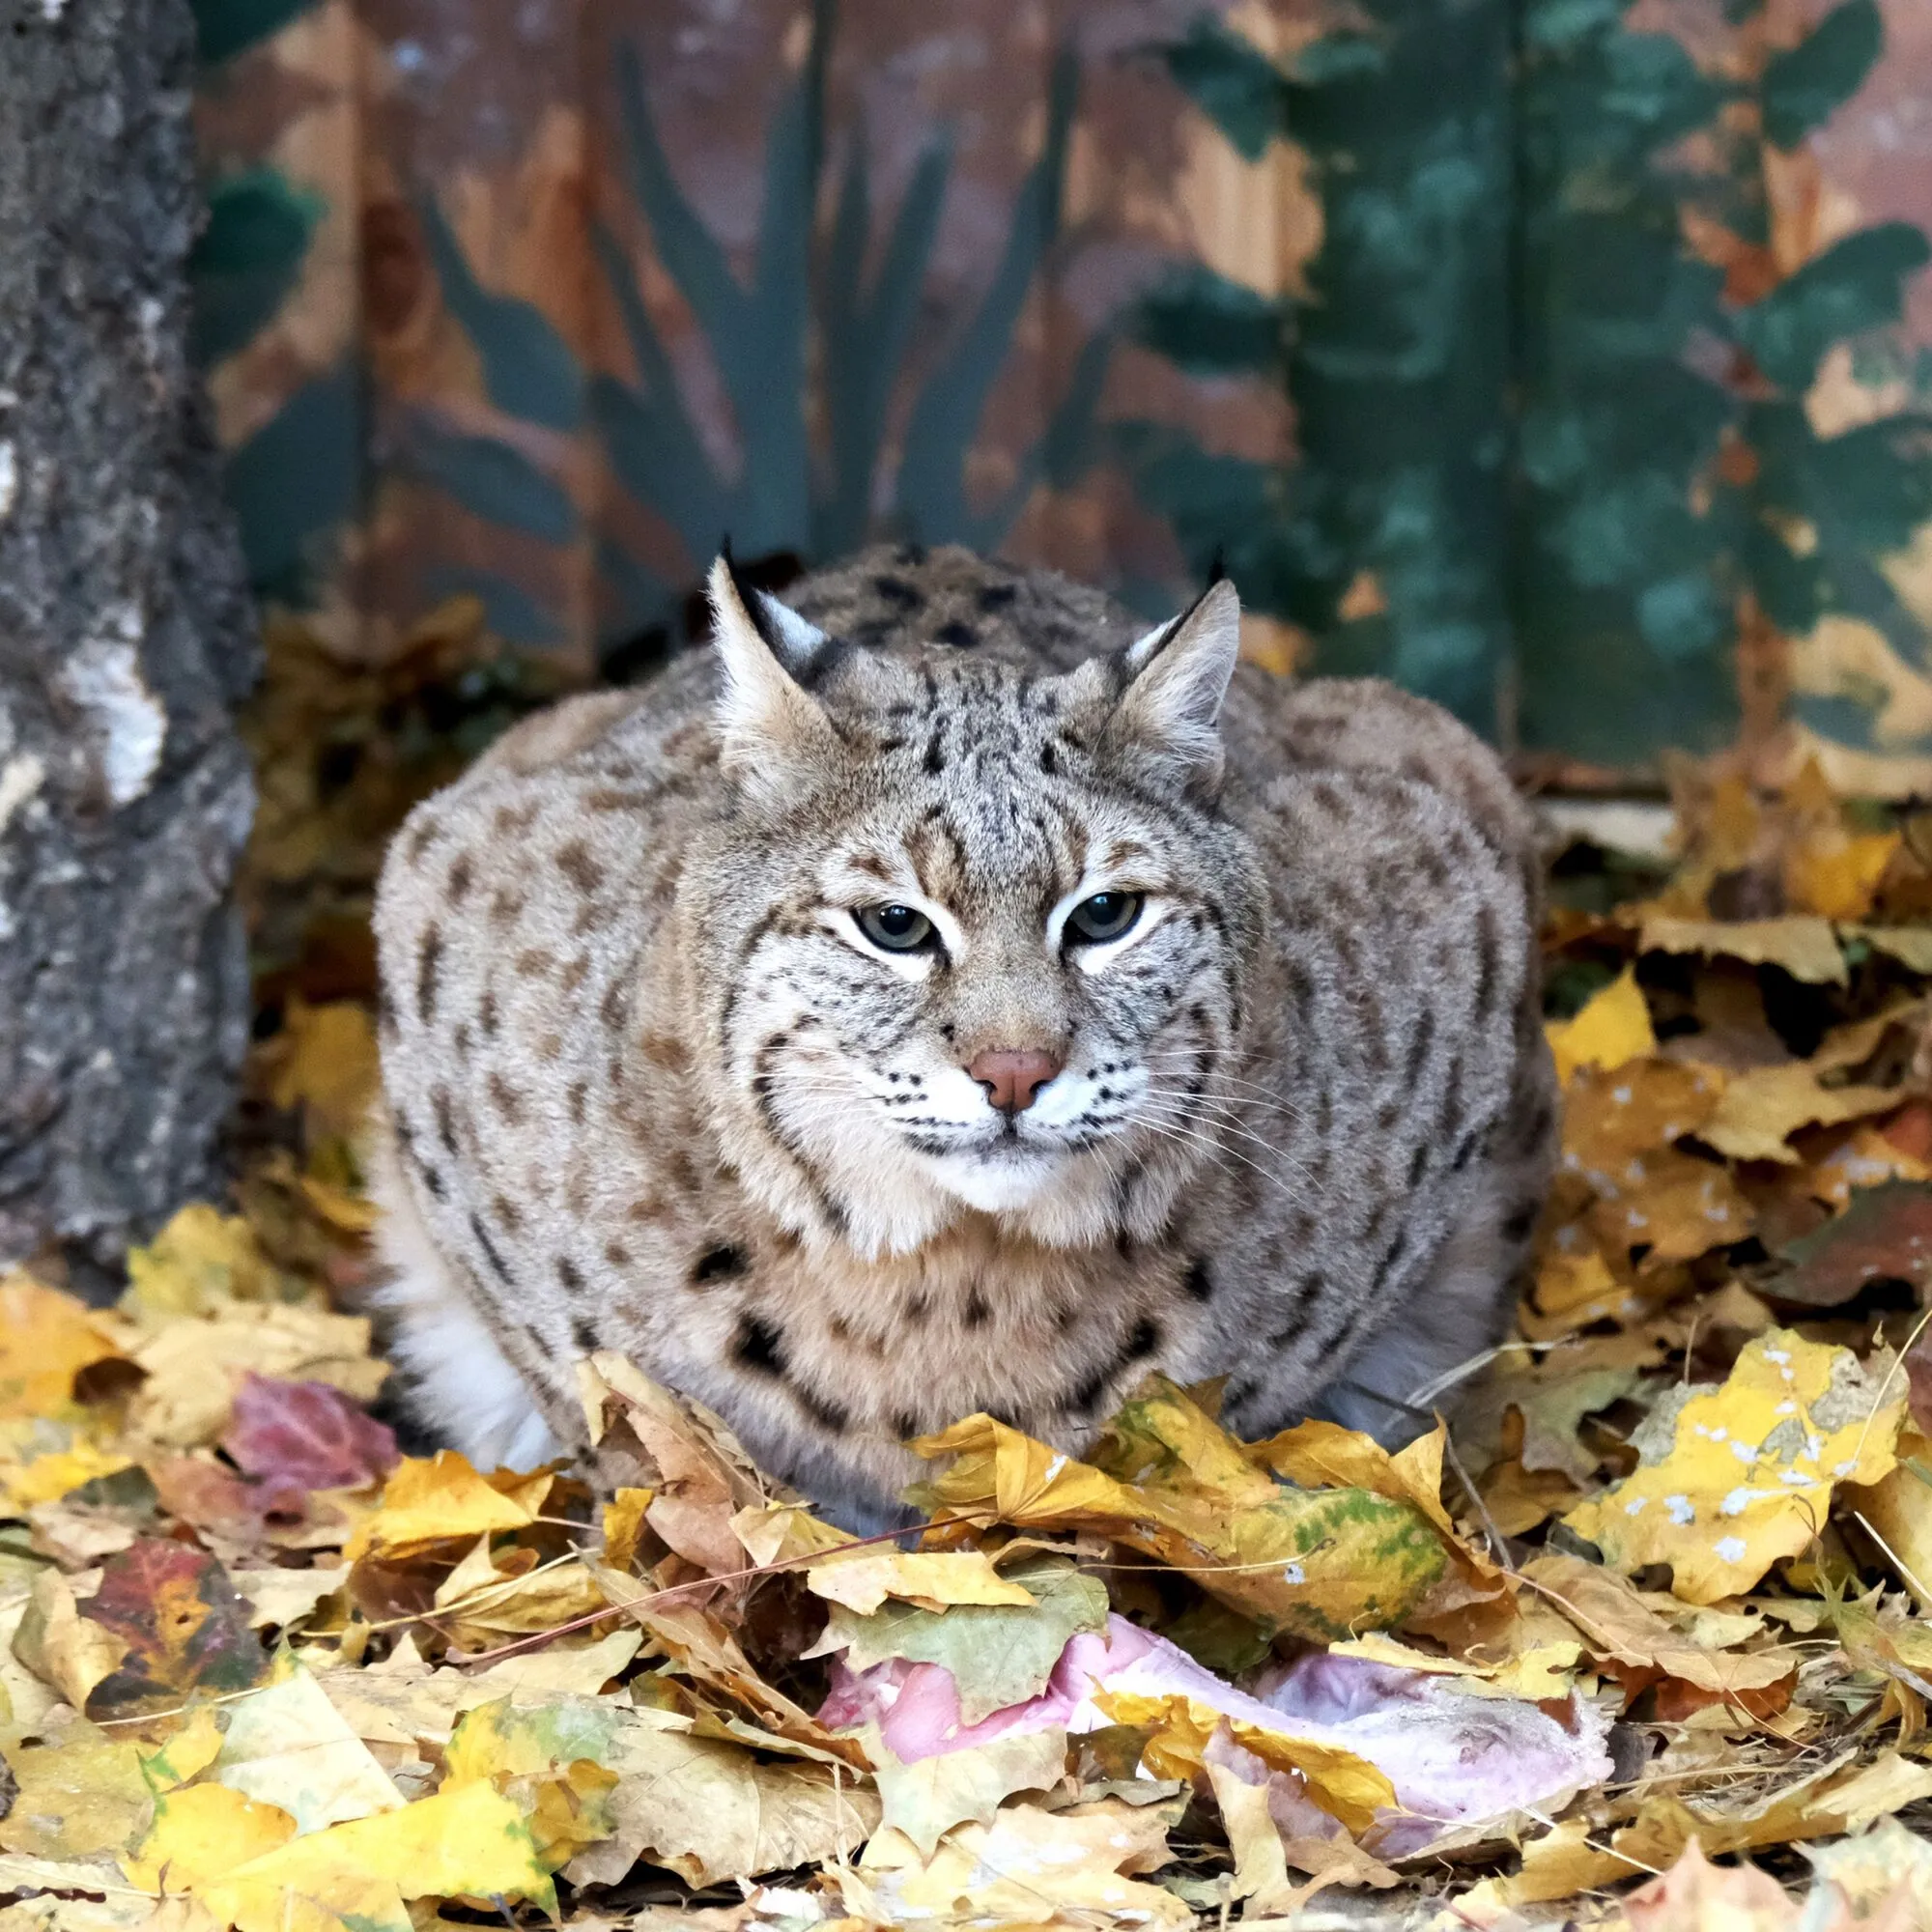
<box><xmin>371</xmin><ymin>546</ymin><xmax>1554</xmax><ymax>1528</ymax></box>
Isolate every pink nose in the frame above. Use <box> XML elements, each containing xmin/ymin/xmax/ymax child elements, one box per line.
<box><xmin>966</xmin><ymin>1048</ymin><xmax>1063</xmax><ymax>1116</ymax></box>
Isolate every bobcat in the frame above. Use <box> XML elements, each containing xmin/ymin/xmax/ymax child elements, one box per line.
<box><xmin>370</xmin><ymin>546</ymin><xmax>1554</xmax><ymax>1528</ymax></box>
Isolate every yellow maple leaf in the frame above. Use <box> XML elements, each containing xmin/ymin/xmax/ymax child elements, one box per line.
<box><xmin>122</xmin><ymin>1784</ymin><xmax>297</xmax><ymax>1891</ymax></box>
<box><xmin>268</xmin><ymin>998</ymin><xmax>380</xmax><ymax>1146</ymax></box>
<box><xmin>430</xmin><ymin>1535</ymin><xmax>609</xmax><ymax>1640</ymax></box>
<box><xmin>0</xmin><ymin>1431</ymin><xmax>135</xmax><ymax>1513</ymax></box>
<box><xmin>1546</xmin><ymin>967</ymin><xmax>1655</xmax><ymax>1087</ymax></box>
<box><xmin>915</xmin><ymin>1380</ymin><xmax>1455</xmax><ymax>1642</ymax></box>
<box><xmin>345</xmin><ymin>1450</ymin><xmax>551</xmax><ymax>1562</ymax></box>
<box><xmin>1561</xmin><ymin>1329</ymin><xmax>1907</xmax><ymax>1604</ymax></box>
<box><xmin>123</xmin><ymin>1205</ymin><xmax>288</xmax><ymax>1319</ymax></box>
<box><xmin>1090</xmin><ymin>1688</ymin><xmax>1392</xmax><ymax>1836</ymax></box>
<box><xmin>805</xmin><ymin>1549</ymin><xmax>1037</xmax><ymax>1615</ymax></box>
<box><xmin>0</xmin><ymin>1277</ymin><xmax>123</xmax><ymax>1422</ymax></box>
<box><xmin>1786</xmin><ymin>829</ymin><xmax>1899</xmax><ymax>923</ymax></box>
<box><xmin>197</xmin><ymin>1778</ymin><xmax>553</xmax><ymax>1928</ymax></box>
<box><xmin>600</xmin><ymin>1486</ymin><xmax>655</xmax><ymax>1571</ymax></box>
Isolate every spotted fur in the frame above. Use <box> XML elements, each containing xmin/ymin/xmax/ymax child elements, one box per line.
<box><xmin>371</xmin><ymin>546</ymin><xmax>1554</xmax><ymax>1528</ymax></box>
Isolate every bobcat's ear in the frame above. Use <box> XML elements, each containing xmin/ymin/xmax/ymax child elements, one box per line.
<box><xmin>1103</xmin><ymin>578</ymin><xmax>1241</xmax><ymax>790</ymax></box>
<box><xmin>706</xmin><ymin>554</ymin><xmax>839</xmax><ymax>781</ymax></box>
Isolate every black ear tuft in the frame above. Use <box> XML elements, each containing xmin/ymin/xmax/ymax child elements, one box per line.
<box><xmin>1206</xmin><ymin>545</ymin><xmax>1230</xmax><ymax>588</ymax></box>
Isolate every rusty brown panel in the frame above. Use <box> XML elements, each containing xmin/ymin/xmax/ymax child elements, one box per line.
<box><xmin>352</xmin><ymin>0</ymin><xmax>595</xmax><ymax>668</ymax></box>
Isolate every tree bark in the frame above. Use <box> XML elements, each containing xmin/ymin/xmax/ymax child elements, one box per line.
<box><xmin>0</xmin><ymin>0</ymin><xmax>258</xmax><ymax>1278</ymax></box>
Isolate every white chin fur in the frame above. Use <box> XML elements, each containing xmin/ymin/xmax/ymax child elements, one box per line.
<box><xmin>925</xmin><ymin>1149</ymin><xmax>1062</xmax><ymax>1213</ymax></box>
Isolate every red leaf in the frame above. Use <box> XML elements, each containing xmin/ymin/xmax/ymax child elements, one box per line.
<box><xmin>84</xmin><ymin>1539</ymin><xmax>268</xmax><ymax>1717</ymax></box>
<box><xmin>220</xmin><ymin>1374</ymin><xmax>398</xmax><ymax>1493</ymax></box>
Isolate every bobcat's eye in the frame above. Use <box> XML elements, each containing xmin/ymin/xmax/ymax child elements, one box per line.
<box><xmin>855</xmin><ymin>903</ymin><xmax>936</xmax><ymax>952</ymax></box>
<box><xmin>1065</xmin><ymin>892</ymin><xmax>1144</xmax><ymax>945</ymax></box>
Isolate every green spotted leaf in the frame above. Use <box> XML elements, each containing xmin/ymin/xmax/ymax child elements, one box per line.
<box><xmin>191</xmin><ymin>168</ymin><xmax>322</xmax><ymax>367</ymax></box>
<box><xmin>1763</xmin><ymin>0</ymin><xmax>1883</xmax><ymax>151</ymax></box>
<box><xmin>1159</xmin><ymin>15</ymin><xmax>1289</xmax><ymax>159</ymax></box>
<box><xmin>1135</xmin><ymin>266</ymin><xmax>1285</xmax><ymax>376</ymax></box>
<box><xmin>1735</xmin><ymin>222</ymin><xmax>1931</xmax><ymax>390</ymax></box>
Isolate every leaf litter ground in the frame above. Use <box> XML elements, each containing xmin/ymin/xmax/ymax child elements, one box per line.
<box><xmin>4</xmin><ymin>625</ymin><xmax>1932</xmax><ymax>1929</ymax></box>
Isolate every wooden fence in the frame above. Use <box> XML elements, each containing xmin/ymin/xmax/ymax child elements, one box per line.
<box><xmin>191</xmin><ymin>0</ymin><xmax>1932</xmax><ymax>783</ymax></box>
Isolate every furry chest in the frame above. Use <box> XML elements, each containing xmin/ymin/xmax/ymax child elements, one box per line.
<box><xmin>658</xmin><ymin>1213</ymin><xmax>1215</xmax><ymax>1449</ymax></box>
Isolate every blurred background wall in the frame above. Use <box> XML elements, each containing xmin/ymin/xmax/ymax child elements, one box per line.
<box><xmin>189</xmin><ymin>0</ymin><xmax>1932</xmax><ymax>784</ymax></box>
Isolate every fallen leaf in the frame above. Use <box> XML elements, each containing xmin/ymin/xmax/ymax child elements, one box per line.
<box><xmin>81</xmin><ymin>1541</ymin><xmax>267</xmax><ymax>1718</ymax></box>
<box><xmin>0</xmin><ymin>1720</ymin><xmax>154</xmax><ymax>1860</ymax></box>
<box><xmin>562</xmin><ymin>1711</ymin><xmax>878</xmax><ymax>1889</ymax></box>
<box><xmin>581</xmin><ymin>1353</ymin><xmax>764</xmax><ymax>1578</ymax></box>
<box><xmin>867</xmin><ymin>1725</ymin><xmax>1066</xmax><ymax>1856</ymax></box>
<box><xmin>916</xmin><ymin>1380</ymin><xmax>1452</xmax><ymax>1642</ymax></box>
<box><xmin>839</xmin><ymin>1799</ymin><xmax>1186</xmax><ymax>1930</ymax></box>
<box><xmin>1524</xmin><ymin>1554</ymin><xmax>1800</xmax><ymax>1709</ymax></box>
<box><xmin>267</xmin><ymin>998</ymin><xmax>380</xmax><ymax>1146</ymax></box>
<box><xmin>808</xmin><ymin>1553</ymin><xmax>1108</xmax><ymax>1725</ymax></box>
<box><xmin>442</xmin><ymin>1694</ymin><xmax>621</xmax><ymax>1868</ymax></box>
<box><xmin>1562</xmin><ymin>1328</ymin><xmax>1908</xmax><ymax>1603</ymax></box>
<box><xmin>128</xmin><ymin>1304</ymin><xmax>386</xmax><ymax>1447</ymax></box>
<box><xmin>220</xmin><ymin>1375</ymin><xmax>397</xmax><ymax>1492</ymax></box>
<box><xmin>1775</xmin><ymin>1180</ymin><xmax>1932</xmax><ymax>1305</ymax></box>
<box><xmin>211</xmin><ymin>1650</ymin><xmax>403</xmax><ymax>1832</ymax></box>
<box><xmin>11</xmin><ymin>1571</ymin><xmax>128</xmax><ymax>1713</ymax></box>
<box><xmin>122</xmin><ymin>1206</ymin><xmax>290</xmax><ymax>1320</ymax></box>
<box><xmin>805</xmin><ymin>1549</ymin><xmax>1037</xmax><ymax>1615</ymax></box>
<box><xmin>1548</xmin><ymin>967</ymin><xmax>1656</xmax><ymax>1085</ymax></box>
<box><xmin>344</xmin><ymin>1450</ymin><xmax>547</xmax><ymax>1562</ymax></box>
<box><xmin>197</xmin><ymin>1776</ymin><xmax>554</xmax><ymax>1928</ymax></box>
<box><xmin>122</xmin><ymin>1784</ymin><xmax>297</xmax><ymax>1892</ymax></box>
<box><xmin>430</xmin><ymin>1534</ymin><xmax>610</xmax><ymax>1640</ymax></box>
<box><xmin>1624</xmin><ymin>1838</ymin><xmax>1802</xmax><ymax>1932</ymax></box>
<box><xmin>0</xmin><ymin>1279</ymin><xmax>122</xmax><ymax>1422</ymax></box>
<box><xmin>1639</xmin><ymin>914</ymin><xmax>1847</xmax><ymax>984</ymax></box>
<box><xmin>227</xmin><ymin>1566</ymin><xmax>346</xmax><ymax>1634</ymax></box>
<box><xmin>1699</xmin><ymin>1062</ymin><xmax>1905</xmax><ymax>1164</ymax></box>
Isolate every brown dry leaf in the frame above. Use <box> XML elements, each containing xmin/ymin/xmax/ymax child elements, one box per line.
<box><xmin>1524</xmin><ymin>1553</ymin><xmax>1801</xmax><ymax>1707</ymax></box>
<box><xmin>838</xmin><ymin>1799</ymin><xmax>1188</xmax><ymax>1930</ymax></box>
<box><xmin>1700</xmin><ymin>1062</ymin><xmax>1907</xmax><ymax>1164</ymax></box>
<box><xmin>430</xmin><ymin>1534</ymin><xmax>611</xmax><ymax>1640</ymax></box>
<box><xmin>10</xmin><ymin>1571</ymin><xmax>128</xmax><ymax>1712</ymax></box>
<box><xmin>127</xmin><ymin>1303</ymin><xmax>386</xmax><ymax>1448</ymax></box>
<box><xmin>562</xmin><ymin>1709</ymin><xmax>878</xmax><ymax>1889</ymax></box>
<box><xmin>1639</xmin><ymin>913</ymin><xmax>1848</xmax><ymax>984</ymax></box>
<box><xmin>580</xmin><ymin>1352</ymin><xmax>767</xmax><ymax>1577</ymax></box>
<box><xmin>1843</xmin><ymin>1424</ymin><xmax>1932</xmax><ymax>1609</ymax></box>
<box><xmin>1615</xmin><ymin>1747</ymin><xmax>1932</xmax><ymax>1871</ymax></box>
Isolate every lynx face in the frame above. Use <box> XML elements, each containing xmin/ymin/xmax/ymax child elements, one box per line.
<box><xmin>686</xmin><ymin>563</ymin><xmax>1267</xmax><ymax>1261</ymax></box>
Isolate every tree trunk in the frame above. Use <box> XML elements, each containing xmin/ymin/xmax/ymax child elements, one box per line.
<box><xmin>0</xmin><ymin>0</ymin><xmax>258</xmax><ymax>1280</ymax></box>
